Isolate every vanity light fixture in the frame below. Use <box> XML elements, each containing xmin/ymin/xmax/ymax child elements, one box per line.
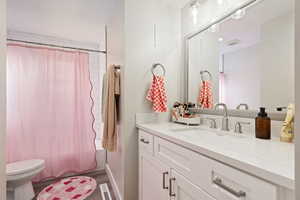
<box><xmin>231</xmin><ymin>8</ymin><xmax>246</xmax><ymax>20</ymax></box>
<box><xmin>190</xmin><ymin>1</ymin><xmax>200</xmax><ymax>25</ymax></box>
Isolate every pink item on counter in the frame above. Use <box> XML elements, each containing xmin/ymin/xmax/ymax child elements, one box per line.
<box><xmin>198</xmin><ymin>80</ymin><xmax>213</xmax><ymax>109</ymax></box>
<box><xmin>6</xmin><ymin>43</ymin><xmax>97</xmax><ymax>181</ymax></box>
<box><xmin>37</xmin><ymin>176</ymin><xmax>97</xmax><ymax>200</ymax></box>
<box><xmin>146</xmin><ymin>75</ymin><xmax>168</xmax><ymax>112</ymax></box>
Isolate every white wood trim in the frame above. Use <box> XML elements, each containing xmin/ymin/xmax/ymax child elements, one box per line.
<box><xmin>105</xmin><ymin>164</ymin><xmax>122</xmax><ymax>200</ymax></box>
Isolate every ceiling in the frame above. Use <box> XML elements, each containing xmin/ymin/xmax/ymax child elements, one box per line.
<box><xmin>7</xmin><ymin>0</ymin><xmax>121</xmax><ymax>46</ymax></box>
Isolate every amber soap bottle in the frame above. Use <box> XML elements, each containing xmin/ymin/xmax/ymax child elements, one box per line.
<box><xmin>255</xmin><ymin>107</ymin><xmax>271</xmax><ymax>140</ymax></box>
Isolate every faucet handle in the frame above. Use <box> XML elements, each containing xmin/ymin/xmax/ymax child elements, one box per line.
<box><xmin>205</xmin><ymin>118</ymin><xmax>217</xmax><ymax>129</ymax></box>
<box><xmin>234</xmin><ymin>121</ymin><xmax>251</xmax><ymax>134</ymax></box>
<box><xmin>215</xmin><ymin>103</ymin><xmax>228</xmax><ymax>110</ymax></box>
<box><xmin>236</xmin><ymin>104</ymin><xmax>249</xmax><ymax>110</ymax></box>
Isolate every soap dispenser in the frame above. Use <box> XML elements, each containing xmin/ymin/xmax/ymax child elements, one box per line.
<box><xmin>255</xmin><ymin>107</ymin><xmax>271</xmax><ymax>140</ymax></box>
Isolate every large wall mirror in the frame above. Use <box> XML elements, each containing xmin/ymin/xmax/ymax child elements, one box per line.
<box><xmin>186</xmin><ymin>0</ymin><xmax>294</xmax><ymax>112</ymax></box>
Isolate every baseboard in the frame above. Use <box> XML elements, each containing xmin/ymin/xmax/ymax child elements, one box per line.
<box><xmin>105</xmin><ymin>164</ymin><xmax>122</xmax><ymax>200</ymax></box>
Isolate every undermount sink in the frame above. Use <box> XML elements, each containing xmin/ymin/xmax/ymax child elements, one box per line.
<box><xmin>168</xmin><ymin>126</ymin><xmax>204</xmax><ymax>132</ymax></box>
<box><xmin>169</xmin><ymin>124</ymin><xmax>247</xmax><ymax>138</ymax></box>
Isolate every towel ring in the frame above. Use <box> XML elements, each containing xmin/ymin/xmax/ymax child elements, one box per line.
<box><xmin>200</xmin><ymin>70</ymin><xmax>212</xmax><ymax>81</ymax></box>
<box><xmin>151</xmin><ymin>63</ymin><xmax>166</xmax><ymax>76</ymax></box>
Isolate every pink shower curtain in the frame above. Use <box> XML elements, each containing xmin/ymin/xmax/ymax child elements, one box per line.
<box><xmin>7</xmin><ymin>43</ymin><xmax>97</xmax><ymax>181</ymax></box>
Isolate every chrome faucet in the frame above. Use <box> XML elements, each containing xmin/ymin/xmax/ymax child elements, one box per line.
<box><xmin>214</xmin><ymin>103</ymin><xmax>230</xmax><ymax>131</ymax></box>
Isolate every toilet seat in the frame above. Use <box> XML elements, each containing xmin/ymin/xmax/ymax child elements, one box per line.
<box><xmin>7</xmin><ymin>159</ymin><xmax>45</xmax><ymax>177</ymax></box>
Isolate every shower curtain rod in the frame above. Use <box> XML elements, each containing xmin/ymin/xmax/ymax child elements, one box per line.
<box><xmin>7</xmin><ymin>38</ymin><xmax>107</xmax><ymax>54</ymax></box>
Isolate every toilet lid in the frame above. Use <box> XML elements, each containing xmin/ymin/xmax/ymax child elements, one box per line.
<box><xmin>7</xmin><ymin>159</ymin><xmax>45</xmax><ymax>176</ymax></box>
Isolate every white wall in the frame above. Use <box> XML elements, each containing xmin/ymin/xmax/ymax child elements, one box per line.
<box><xmin>295</xmin><ymin>0</ymin><xmax>300</xmax><ymax>199</ymax></box>
<box><xmin>0</xmin><ymin>0</ymin><xmax>6</xmax><ymax>198</ymax></box>
<box><xmin>106</xmin><ymin>0</ymin><xmax>125</xmax><ymax>199</ymax></box>
<box><xmin>122</xmin><ymin>0</ymin><xmax>182</xmax><ymax>199</ymax></box>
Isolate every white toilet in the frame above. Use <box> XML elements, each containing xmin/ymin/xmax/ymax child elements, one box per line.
<box><xmin>7</xmin><ymin>159</ymin><xmax>45</xmax><ymax>200</ymax></box>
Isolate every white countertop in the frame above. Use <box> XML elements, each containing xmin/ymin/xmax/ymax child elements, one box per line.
<box><xmin>136</xmin><ymin>122</ymin><xmax>294</xmax><ymax>190</ymax></box>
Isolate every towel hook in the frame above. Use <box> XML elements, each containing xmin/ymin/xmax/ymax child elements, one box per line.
<box><xmin>200</xmin><ymin>70</ymin><xmax>212</xmax><ymax>81</ymax></box>
<box><xmin>151</xmin><ymin>63</ymin><xmax>166</xmax><ymax>76</ymax></box>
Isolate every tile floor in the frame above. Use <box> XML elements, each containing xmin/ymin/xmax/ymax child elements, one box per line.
<box><xmin>33</xmin><ymin>170</ymin><xmax>115</xmax><ymax>200</ymax></box>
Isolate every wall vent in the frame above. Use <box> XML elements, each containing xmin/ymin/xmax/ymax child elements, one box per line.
<box><xmin>99</xmin><ymin>183</ymin><xmax>112</xmax><ymax>200</ymax></box>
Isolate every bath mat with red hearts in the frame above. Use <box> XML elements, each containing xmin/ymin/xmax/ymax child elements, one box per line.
<box><xmin>37</xmin><ymin>176</ymin><xmax>97</xmax><ymax>200</ymax></box>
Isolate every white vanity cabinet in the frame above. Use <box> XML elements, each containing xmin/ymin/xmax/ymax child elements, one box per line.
<box><xmin>138</xmin><ymin>129</ymin><xmax>294</xmax><ymax>200</ymax></box>
<box><xmin>139</xmin><ymin>130</ymin><xmax>216</xmax><ymax>200</ymax></box>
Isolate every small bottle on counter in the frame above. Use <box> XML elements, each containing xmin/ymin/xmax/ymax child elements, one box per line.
<box><xmin>255</xmin><ymin>107</ymin><xmax>271</xmax><ymax>140</ymax></box>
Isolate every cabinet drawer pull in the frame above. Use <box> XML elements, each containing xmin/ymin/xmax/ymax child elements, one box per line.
<box><xmin>140</xmin><ymin>138</ymin><xmax>150</xmax><ymax>144</ymax></box>
<box><xmin>213</xmin><ymin>177</ymin><xmax>246</xmax><ymax>198</ymax></box>
<box><xmin>169</xmin><ymin>178</ymin><xmax>176</xmax><ymax>197</ymax></box>
<box><xmin>163</xmin><ymin>172</ymin><xmax>169</xmax><ymax>189</ymax></box>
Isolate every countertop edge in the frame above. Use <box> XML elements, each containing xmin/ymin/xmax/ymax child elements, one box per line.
<box><xmin>136</xmin><ymin>123</ymin><xmax>295</xmax><ymax>190</ymax></box>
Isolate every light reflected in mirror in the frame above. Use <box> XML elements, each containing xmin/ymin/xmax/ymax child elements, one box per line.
<box><xmin>187</xmin><ymin>0</ymin><xmax>294</xmax><ymax>111</ymax></box>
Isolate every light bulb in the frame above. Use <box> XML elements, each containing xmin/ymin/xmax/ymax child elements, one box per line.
<box><xmin>217</xmin><ymin>0</ymin><xmax>223</xmax><ymax>5</ymax></box>
<box><xmin>218</xmin><ymin>37</ymin><xmax>224</xmax><ymax>42</ymax></box>
<box><xmin>209</xmin><ymin>24</ymin><xmax>219</xmax><ymax>33</ymax></box>
<box><xmin>191</xmin><ymin>5</ymin><xmax>198</xmax><ymax>25</ymax></box>
<box><xmin>231</xmin><ymin>9</ymin><xmax>246</xmax><ymax>20</ymax></box>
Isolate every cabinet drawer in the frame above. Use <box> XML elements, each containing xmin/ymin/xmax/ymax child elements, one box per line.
<box><xmin>154</xmin><ymin>137</ymin><xmax>213</xmax><ymax>192</ymax></box>
<box><xmin>209</xmin><ymin>160</ymin><xmax>277</xmax><ymax>200</ymax></box>
<box><xmin>139</xmin><ymin>130</ymin><xmax>154</xmax><ymax>155</ymax></box>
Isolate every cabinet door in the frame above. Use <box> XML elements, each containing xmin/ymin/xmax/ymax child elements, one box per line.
<box><xmin>170</xmin><ymin>170</ymin><xmax>216</xmax><ymax>200</ymax></box>
<box><xmin>139</xmin><ymin>153</ymin><xmax>170</xmax><ymax>200</ymax></box>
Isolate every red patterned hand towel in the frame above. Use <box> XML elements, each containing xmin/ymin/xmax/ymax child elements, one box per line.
<box><xmin>146</xmin><ymin>75</ymin><xmax>167</xmax><ymax>112</ymax></box>
<box><xmin>198</xmin><ymin>81</ymin><xmax>213</xmax><ymax>109</ymax></box>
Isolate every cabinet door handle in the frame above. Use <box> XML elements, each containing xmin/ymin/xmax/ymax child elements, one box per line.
<box><xmin>140</xmin><ymin>138</ymin><xmax>150</xmax><ymax>144</ymax></box>
<box><xmin>213</xmin><ymin>177</ymin><xmax>246</xmax><ymax>198</ymax></box>
<box><xmin>163</xmin><ymin>172</ymin><xmax>169</xmax><ymax>189</ymax></box>
<box><xmin>169</xmin><ymin>178</ymin><xmax>176</xmax><ymax>197</ymax></box>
